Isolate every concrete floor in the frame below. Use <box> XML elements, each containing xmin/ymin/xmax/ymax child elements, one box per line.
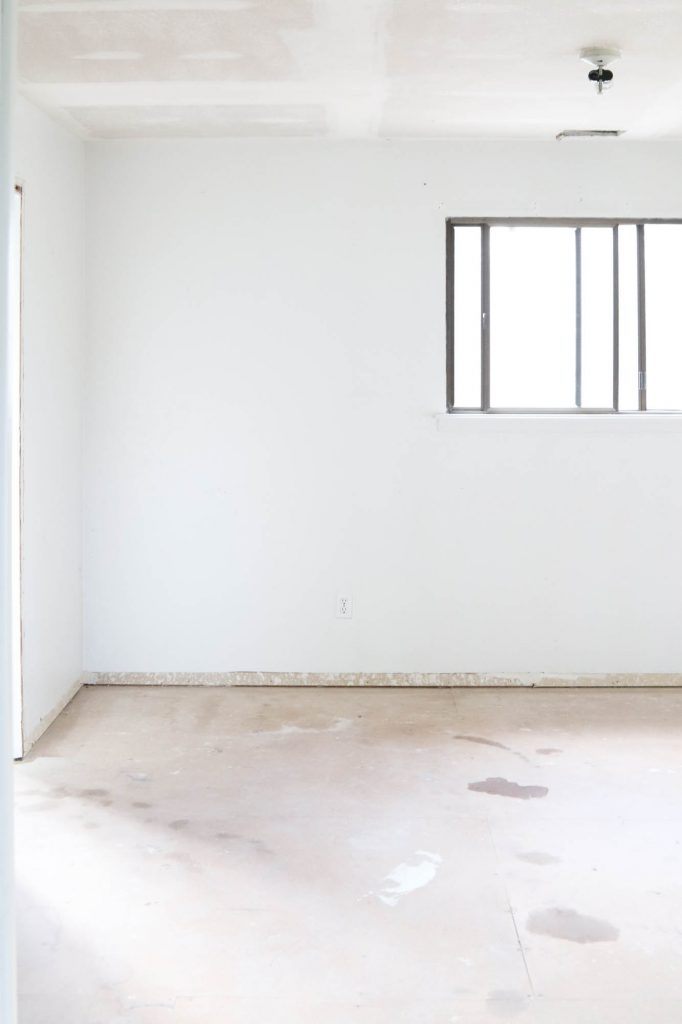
<box><xmin>14</xmin><ymin>685</ymin><xmax>682</xmax><ymax>1023</ymax></box>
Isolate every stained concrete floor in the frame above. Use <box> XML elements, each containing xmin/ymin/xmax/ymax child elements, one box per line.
<box><xmin>14</xmin><ymin>685</ymin><xmax>682</xmax><ymax>1023</ymax></box>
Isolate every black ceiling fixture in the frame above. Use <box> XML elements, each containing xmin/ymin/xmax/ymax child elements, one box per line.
<box><xmin>580</xmin><ymin>47</ymin><xmax>621</xmax><ymax>95</ymax></box>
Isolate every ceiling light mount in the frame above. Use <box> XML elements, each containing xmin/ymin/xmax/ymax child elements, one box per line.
<box><xmin>580</xmin><ymin>47</ymin><xmax>621</xmax><ymax>95</ymax></box>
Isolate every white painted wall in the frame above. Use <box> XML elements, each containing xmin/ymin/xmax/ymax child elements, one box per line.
<box><xmin>15</xmin><ymin>97</ymin><xmax>85</xmax><ymax>742</ymax></box>
<box><xmin>84</xmin><ymin>139</ymin><xmax>682</xmax><ymax>675</ymax></box>
<box><xmin>0</xmin><ymin>0</ymin><xmax>17</xmax><ymax>1014</ymax></box>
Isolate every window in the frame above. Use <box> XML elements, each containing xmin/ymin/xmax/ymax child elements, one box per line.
<box><xmin>445</xmin><ymin>219</ymin><xmax>682</xmax><ymax>413</ymax></box>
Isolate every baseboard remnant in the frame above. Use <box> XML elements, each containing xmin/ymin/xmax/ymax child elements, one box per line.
<box><xmin>87</xmin><ymin>671</ymin><xmax>682</xmax><ymax>688</ymax></box>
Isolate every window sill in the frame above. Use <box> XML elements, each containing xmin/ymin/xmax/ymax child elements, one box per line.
<box><xmin>436</xmin><ymin>412</ymin><xmax>682</xmax><ymax>434</ymax></box>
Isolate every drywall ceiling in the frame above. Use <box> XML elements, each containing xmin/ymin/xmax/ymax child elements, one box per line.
<box><xmin>17</xmin><ymin>0</ymin><xmax>682</xmax><ymax>139</ymax></box>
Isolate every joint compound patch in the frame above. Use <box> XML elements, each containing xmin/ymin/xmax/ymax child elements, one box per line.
<box><xmin>364</xmin><ymin>851</ymin><xmax>442</xmax><ymax>907</ymax></box>
<box><xmin>254</xmin><ymin>718</ymin><xmax>352</xmax><ymax>738</ymax></box>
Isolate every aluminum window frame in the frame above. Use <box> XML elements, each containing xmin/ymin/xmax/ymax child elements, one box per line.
<box><xmin>445</xmin><ymin>217</ymin><xmax>682</xmax><ymax>414</ymax></box>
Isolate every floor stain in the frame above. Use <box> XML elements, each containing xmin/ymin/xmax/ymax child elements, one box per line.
<box><xmin>536</xmin><ymin>748</ymin><xmax>562</xmax><ymax>755</ymax></box>
<box><xmin>132</xmin><ymin>801</ymin><xmax>152</xmax><ymax>809</ymax></box>
<box><xmin>468</xmin><ymin>778</ymin><xmax>548</xmax><ymax>800</ymax></box>
<box><xmin>80</xmin><ymin>788</ymin><xmax>113</xmax><ymax>806</ymax></box>
<box><xmin>453</xmin><ymin>735</ymin><xmax>510</xmax><ymax>751</ymax></box>
<box><xmin>453</xmin><ymin>735</ymin><xmax>530</xmax><ymax>764</ymax></box>
<box><xmin>169</xmin><ymin>819</ymin><xmax>189</xmax><ymax>830</ymax></box>
<box><xmin>214</xmin><ymin>833</ymin><xmax>273</xmax><ymax>855</ymax></box>
<box><xmin>486</xmin><ymin>990</ymin><xmax>530</xmax><ymax>1018</ymax></box>
<box><xmin>517</xmin><ymin>851</ymin><xmax>561</xmax><ymax>866</ymax></box>
<box><xmin>51</xmin><ymin>785</ymin><xmax>112</xmax><ymax>807</ymax></box>
<box><xmin>527</xmin><ymin>907</ymin><xmax>619</xmax><ymax>943</ymax></box>
<box><xmin>166</xmin><ymin>850</ymin><xmax>202</xmax><ymax>873</ymax></box>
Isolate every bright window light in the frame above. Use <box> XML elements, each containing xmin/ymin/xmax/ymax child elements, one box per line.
<box><xmin>446</xmin><ymin>219</ymin><xmax>682</xmax><ymax>413</ymax></box>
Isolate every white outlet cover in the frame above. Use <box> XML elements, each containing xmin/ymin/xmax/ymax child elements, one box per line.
<box><xmin>336</xmin><ymin>595</ymin><xmax>353</xmax><ymax>619</ymax></box>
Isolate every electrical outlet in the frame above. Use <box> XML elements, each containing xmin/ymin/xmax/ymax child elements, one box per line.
<box><xmin>336</xmin><ymin>594</ymin><xmax>353</xmax><ymax>619</ymax></box>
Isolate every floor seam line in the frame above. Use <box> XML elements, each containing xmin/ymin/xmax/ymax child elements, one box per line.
<box><xmin>509</xmin><ymin>901</ymin><xmax>535</xmax><ymax>997</ymax></box>
<box><xmin>484</xmin><ymin>817</ymin><xmax>535</xmax><ymax>997</ymax></box>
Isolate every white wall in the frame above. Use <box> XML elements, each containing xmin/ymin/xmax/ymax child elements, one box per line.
<box><xmin>84</xmin><ymin>139</ymin><xmax>682</xmax><ymax>675</ymax></box>
<box><xmin>15</xmin><ymin>97</ymin><xmax>85</xmax><ymax>742</ymax></box>
<box><xmin>0</xmin><ymin>0</ymin><xmax>18</xmax><ymax>1013</ymax></box>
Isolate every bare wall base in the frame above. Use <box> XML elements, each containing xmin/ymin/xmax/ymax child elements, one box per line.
<box><xmin>22</xmin><ymin>673</ymin><xmax>94</xmax><ymax>757</ymax></box>
<box><xmin>89</xmin><ymin>672</ymin><xmax>682</xmax><ymax>688</ymax></box>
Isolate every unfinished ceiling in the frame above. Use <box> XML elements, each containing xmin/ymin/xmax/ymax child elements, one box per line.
<box><xmin>17</xmin><ymin>0</ymin><xmax>682</xmax><ymax>139</ymax></box>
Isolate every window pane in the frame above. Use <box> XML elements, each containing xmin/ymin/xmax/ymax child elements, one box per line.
<box><xmin>618</xmin><ymin>225</ymin><xmax>639</xmax><ymax>410</ymax></box>
<box><xmin>453</xmin><ymin>227</ymin><xmax>481</xmax><ymax>407</ymax></box>
<box><xmin>644</xmin><ymin>224</ymin><xmax>682</xmax><ymax>411</ymax></box>
<box><xmin>580</xmin><ymin>227</ymin><xmax>613</xmax><ymax>408</ymax></box>
<box><xmin>490</xmin><ymin>226</ymin><xmax>575</xmax><ymax>408</ymax></box>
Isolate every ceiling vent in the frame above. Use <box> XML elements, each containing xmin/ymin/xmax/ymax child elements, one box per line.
<box><xmin>556</xmin><ymin>129</ymin><xmax>624</xmax><ymax>140</ymax></box>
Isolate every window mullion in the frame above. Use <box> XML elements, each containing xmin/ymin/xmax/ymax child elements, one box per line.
<box><xmin>446</xmin><ymin>221</ymin><xmax>455</xmax><ymax>412</ymax></box>
<box><xmin>613</xmin><ymin>225</ymin><xmax>619</xmax><ymax>411</ymax></box>
<box><xmin>575</xmin><ymin>227</ymin><xmax>582</xmax><ymax>408</ymax></box>
<box><xmin>481</xmin><ymin>224</ymin><xmax>490</xmax><ymax>411</ymax></box>
<box><xmin>637</xmin><ymin>223</ymin><xmax>647</xmax><ymax>411</ymax></box>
